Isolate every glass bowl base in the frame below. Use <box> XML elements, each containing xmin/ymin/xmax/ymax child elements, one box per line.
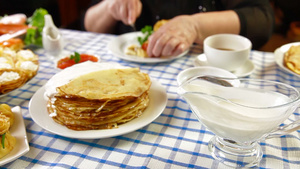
<box><xmin>208</xmin><ymin>136</ymin><xmax>263</xmax><ymax>168</ymax></box>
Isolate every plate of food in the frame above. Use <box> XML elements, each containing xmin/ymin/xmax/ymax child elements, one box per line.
<box><xmin>0</xmin><ymin>13</ymin><xmax>28</xmax><ymax>42</ymax></box>
<box><xmin>0</xmin><ymin>39</ymin><xmax>39</xmax><ymax>98</ymax></box>
<box><xmin>29</xmin><ymin>62</ymin><xmax>167</xmax><ymax>139</ymax></box>
<box><xmin>107</xmin><ymin>20</ymin><xmax>188</xmax><ymax>63</ymax></box>
<box><xmin>274</xmin><ymin>42</ymin><xmax>300</xmax><ymax>78</ymax></box>
<box><xmin>0</xmin><ymin>105</ymin><xmax>30</xmax><ymax>166</ymax></box>
<box><xmin>0</xmin><ymin>9</ymin><xmax>49</xmax><ymax>47</ymax></box>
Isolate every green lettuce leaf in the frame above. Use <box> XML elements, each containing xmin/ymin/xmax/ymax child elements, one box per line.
<box><xmin>24</xmin><ymin>8</ymin><xmax>48</xmax><ymax>47</ymax></box>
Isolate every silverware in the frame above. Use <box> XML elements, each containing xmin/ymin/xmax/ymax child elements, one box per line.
<box><xmin>129</xmin><ymin>23</ymin><xmax>137</xmax><ymax>32</ymax></box>
<box><xmin>0</xmin><ymin>29</ymin><xmax>26</xmax><ymax>42</ymax></box>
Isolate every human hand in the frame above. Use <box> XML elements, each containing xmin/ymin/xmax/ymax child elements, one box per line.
<box><xmin>147</xmin><ymin>15</ymin><xmax>198</xmax><ymax>57</ymax></box>
<box><xmin>106</xmin><ymin>0</ymin><xmax>142</xmax><ymax>25</ymax></box>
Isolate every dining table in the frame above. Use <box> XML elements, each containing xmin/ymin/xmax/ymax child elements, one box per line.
<box><xmin>1</xmin><ymin>29</ymin><xmax>300</xmax><ymax>169</ymax></box>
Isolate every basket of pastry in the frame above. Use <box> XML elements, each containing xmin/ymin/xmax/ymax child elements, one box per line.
<box><xmin>0</xmin><ymin>38</ymin><xmax>39</xmax><ymax>95</ymax></box>
<box><xmin>0</xmin><ymin>104</ymin><xmax>16</xmax><ymax>159</ymax></box>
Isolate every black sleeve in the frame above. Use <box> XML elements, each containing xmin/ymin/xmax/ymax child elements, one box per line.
<box><xmin>222</xmin><ymin>0</ymin><xmax>275</xmax><ymax>49</ymax></box>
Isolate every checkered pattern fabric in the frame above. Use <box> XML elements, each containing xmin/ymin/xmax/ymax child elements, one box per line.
<box><xmin>1</xmin><ymin>29</ymin><xmax>299</xmax><ymax>169</ymax></box>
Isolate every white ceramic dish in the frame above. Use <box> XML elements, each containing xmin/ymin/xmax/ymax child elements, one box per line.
<box><xmin>107</xmin><ymin>32</ymin><xmax>188</xmax><ymax>63</ymax></box>
<box><xmin>193</xmin><ymin>53</ymin><xmax>255</xmax><ymax>77</ymax></box>
<box><xmin>177</xmin><ymin>66</ymin><xmax>238</xmax><ymax>86</ymax></box>
<box><xmin>28</xmin><ymin>79</ymin><xmax>167</xmax><ymax>139</ymax></box>
<box><xmin>274</xmin><ymin>42</ymin><xmax>300</xmax><ymax>78</ymax></box>
<box><xmin>0</xmin><ymin>106</ymin><xmax>30</xmax><ymax>166</ymax></box>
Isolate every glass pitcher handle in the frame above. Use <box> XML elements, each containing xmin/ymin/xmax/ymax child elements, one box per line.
<box><xmin>266</xmin><ymin>119</ymin><xmax>300</xmax><ymax>139</ymax></box>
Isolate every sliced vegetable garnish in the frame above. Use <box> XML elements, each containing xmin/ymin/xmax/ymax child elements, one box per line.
<box><xmin>137</xmin><ymin>25</ymin><xmax>153</xmax><ymax>46</ymax></box>
<box><xmin>70</xmin><ymin>52</ymin><xmax>81</xmax><ymax>63</ymax></box>
<box><xmin>1</xmin><ymin>133</ymin><xmax>6</xmax><ymax>149</ymax></box>
<box><xmin>24</xmin><ymin>8</ymin><xmax>48</xmax><ymax>46</ymax></box>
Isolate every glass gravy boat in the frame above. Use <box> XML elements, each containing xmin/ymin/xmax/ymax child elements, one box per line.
<box><xmin>177</xmin><ymin>76</ymin><xmax>300</xmax><ymax>168</ymax></box>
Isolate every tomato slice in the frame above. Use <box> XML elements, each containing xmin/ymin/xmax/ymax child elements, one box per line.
<box><xmin>79</xmin><ymin>54</ymin><xmax>98</xmax><ymax>62</ymax></box>
<box><xmin>0</xmin><ymin>23</ymin><xmax>28</xmax><ymax>35</ymax></box>
<box><xmin>57</xmin><ymin>53</ymin><xmax>99</xmax><ymax>69</ymax></box>
<box><xmin>141</xmin><ymin>41</ymin><xmax>148</xmax><ymax>51</ymax></box>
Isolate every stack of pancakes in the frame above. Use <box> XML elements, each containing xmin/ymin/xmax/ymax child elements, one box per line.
<box><xmin>46</xmin><ymin>65</ymin><xmax>151</xmax><ymax>130</ymax></box>
<box><xmin>284</xmin><ymin>45</ymin><xmax>300</xmax><ymax>74</ymax></box>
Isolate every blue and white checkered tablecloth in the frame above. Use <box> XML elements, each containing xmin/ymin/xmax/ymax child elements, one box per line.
<box><xmin>1</xmin><ymin>29</ymin><xmax>299</xmax><ymax>169</ymax></box>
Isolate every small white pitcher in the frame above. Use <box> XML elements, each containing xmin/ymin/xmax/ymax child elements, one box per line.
<box><xmin>42</xmin><ymin>14</ymin><xmax>64</xmax><ymax>59</ymax></box>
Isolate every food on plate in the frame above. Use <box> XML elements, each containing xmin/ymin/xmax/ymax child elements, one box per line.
<box><xmin>0</xmin><ymin>13</ymin><xmax>27</xmax><ymax>25</ymax></box>
<box><xmin>0</xmin><ymin>24</ymin><xmax>29</xmax><ymax>36</ymax></box>
<box><xmin>45</xmin><ymin>62</ymin><xmax>151</xmax><ymax>130</ymax></box>
<box><xmin>0</xmin><ymin>8</ymin><xmax>48</xmax><ymax>47</ymax></box>
<box><xmin>0</xmin><ymin>38</ymin><xmax>24</xmax><ymax>51</ymax></box>
<box><xmin>125</xmin><ymin>44</ymin><xmax>148</xmax><ymax>57</ymax></box>
<box><xmin>0</xmin><ymin>104</ymin><xmax>16</xmax><ymax>159</ymax></box>
<box><xmin>0</xmin><ymin>14</ymin><xmax>28</xmax><ymax>35</ymax></box>
<box><xmin>57</xmin><ymin>52</ymin><xmax>99</xmax><ymax>69</ymax></box>
<box><xmin>0</xmin><ymin>44</ymin><xmax>39</xmax><ymax>94</ymax></box>
<box><xmin>153</xmin><ymin>19</ymin><xmax>168</xmax><ymax>32</ymax></box>
<box><xmin>283</xmin><ymin>45</ymin><xmax>300</xmax><ymax>74</ymax></box>
<box><xmin>125</xmin><ymin>19</ymin><xmax>168</xmax><ymax>58</ymax></box>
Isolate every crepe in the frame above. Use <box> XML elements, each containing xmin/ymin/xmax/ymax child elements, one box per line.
<box><xmin>125</xmin><ymin>45</ymin><xmax>148</xmax><ymax>58</ymax></box>
<box><xmin>46</xmin><ymin>62</ymin><xmax>151</xmax><ymax>130</ymax></box>
<box><xmin>284</xmin><ymin>45</ymin><xmax>300</xmax><ymax>74</ymax></box>
<box><xmin>0</xmin><ymin>104</ymin><xmax>16</xmax><ymax>159</ymax></box>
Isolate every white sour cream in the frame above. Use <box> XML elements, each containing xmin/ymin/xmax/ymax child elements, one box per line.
<box><xmin>18</xmin><ymin>50</ymin><xmax>35</xmax><ymax>59</ymax></box>
<box><xmin>179</xmin><ymin>80</ymin><xmax>293</xmax><ymax>143</ymax></box>
<box><xmin>0</xmin><ymin>63</ymin><xmax>12</xmax><ymax>69</ymax></box>
<box><xmin>0</xmin><ymin>57</ymin><xmax>8</xmax><ymax>63</ymax></box>
<box><xmin>0</xmin><ymin>71</ymin><xmax>20</xmax><ymax>83</ymax></box>
<box><xmin>20</xmin><ymin>61</ymin><xmax>38</xmax><ymax>71</ymax></box>
<box><xmin>3</xmin><ymin>48</ymin><xmax>16</xmax><ymax>57</ymax></box>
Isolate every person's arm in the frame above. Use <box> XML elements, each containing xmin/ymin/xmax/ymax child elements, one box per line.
<box><xmin>84</xmin><ymin>0</ymin><xmax>142</xmax><ymax>33</ymax></box>
<box><xmin>147</xmin><ymin>0</ymin><xmax>274</xmax><ymax>57</ymax></box>
<box><xmin>147</xmin><ymin>10</ymin><xmax>240</xmax><ymax>57</ymax></box>
<box><xmin>191</xmin><ymin>10</ymin><xmax>240</xmax><ymax>45</ymax></box>
<box><xmin>230</xmin><ymin>0</ymin><xmax>274</xmax><ymax>49</ymax></box>
<box><xmin>84</xmin><ymin>1</ymin><xmax>117</xmax><ymax>33</ymax></box>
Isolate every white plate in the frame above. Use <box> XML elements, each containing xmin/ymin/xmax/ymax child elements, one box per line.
<box><xmin>0</xmin><ymin>106</ymin><xmax>30</xmax><ymax>166</ymax></box>
<box><xmin>107</xmin><ymin>32</ymin><xmax>188</xmax><ymax>63</ymax></box>
<box><xmin>28</xmin><ymin>80</ymin><xmax>167</xmax><ymax>139</ymax></box>
<box><xmin>274</xmin><ymin>42</ymin><xmax>300</xmax><ymax>78</ymax></box>
<box><xmin>193</xmin><ymin>53</ymin><xmax>255</xmax><ymax>77</ymax></box>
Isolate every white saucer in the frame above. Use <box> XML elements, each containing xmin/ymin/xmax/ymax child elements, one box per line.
<box><xmin>193</xmin><ymin>53</ymin><xmax>255</xmax><ymax>77</ymax></box>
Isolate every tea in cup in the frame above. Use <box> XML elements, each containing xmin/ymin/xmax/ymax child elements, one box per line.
<box><xmin>203</xmin><ymin>34</ymin><xmax>252</xmax><ymax>71</ymax></box>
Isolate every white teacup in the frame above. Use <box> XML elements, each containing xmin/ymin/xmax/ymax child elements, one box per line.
<box><xmin>203</xmin><ymin>34</ymin><xmax>252</xmax><ymax>71</ymax></box>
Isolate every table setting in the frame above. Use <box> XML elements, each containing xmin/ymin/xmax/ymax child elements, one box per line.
<box><xmin>0</xmin><ymin>23</ymin><xmax>300</xmax><ymax>169</ymax></box>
